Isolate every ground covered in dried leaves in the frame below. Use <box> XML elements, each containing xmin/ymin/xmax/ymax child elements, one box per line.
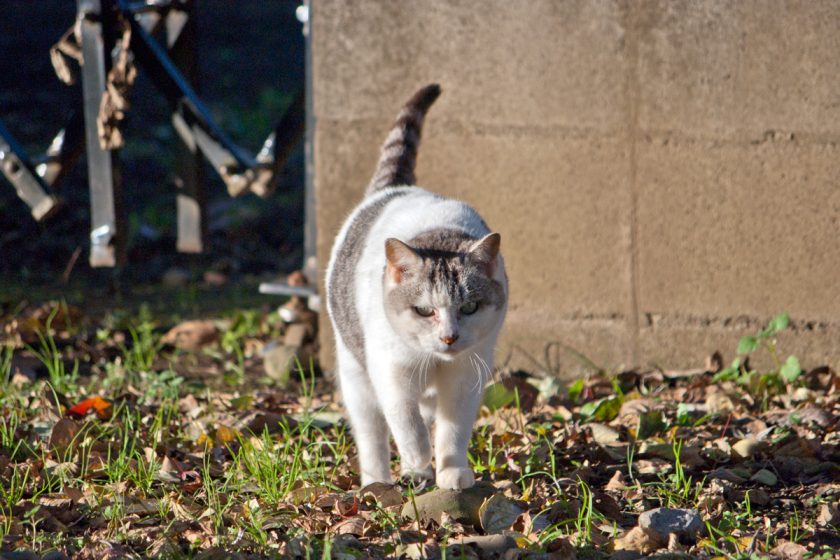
<box><xmin>0</xmin><ymin>302</ymin><xmax>838</xmax><ymax>559</ymax></box>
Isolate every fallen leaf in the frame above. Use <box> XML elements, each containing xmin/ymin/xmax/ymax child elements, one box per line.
<box><xmin>66</xmin><ymin>396</ymin><xmax>112</xmax><ymax>420</ymax></box>
<box><xmin>161</xmin><ymin>320</ymin><xmax>218</xmax><ymax>350</ymax></box>
<box><xmin>49</xmin><ymin>418</ymin><xmax>80</xmax><ymax>456</ymax></box>
<box><xmin>333</xmin><ymin>516</ymin><xmax>365</xmax><ymax>536</ymax></box>
<box><xmin>360</xmin><ymin>482</ymin><xmax>403</xmax><ymax>508</ymax></box>
<box><xmin>478</xmin><ymin>494</ymin><xmax>525</xmax><ymax>533</ymax></box>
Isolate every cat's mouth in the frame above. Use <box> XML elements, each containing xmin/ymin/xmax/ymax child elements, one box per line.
<box><xmin>434</xmin><ymin>345</ymin><xmax>461</xmax><ymax>359</ymax></box>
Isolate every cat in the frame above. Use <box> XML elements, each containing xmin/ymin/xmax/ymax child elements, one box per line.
<box><xmin>325</xmin><ymin>84</ymin><xmax>508</xmax><ymax>490</ymax></box>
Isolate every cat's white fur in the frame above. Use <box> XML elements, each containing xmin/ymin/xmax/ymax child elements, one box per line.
<box><xmin>326</xmin><ymin>187</ymin><xmax>507</xmax><ymax>489</ymax></box>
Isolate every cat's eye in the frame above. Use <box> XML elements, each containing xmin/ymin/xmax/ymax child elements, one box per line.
<box><xmin>460</xmin><ymin>301</ymin><xmax>479</xmax><ymax>315</ymax></box>
<box><xmin>413</xmin><ymin>306</ymin><xmax>435</xmax><ymax>317</ymax></box>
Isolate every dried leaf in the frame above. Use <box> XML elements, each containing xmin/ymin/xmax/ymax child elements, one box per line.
<box><xmin>478</xmin><ymin>494</ymin><xmax>525</xmax><ymax>533</ymax></box>
<box><xmin>66</xmin><ymin>396</ymin><xmax>112</xmax><ymax>420</ymax></box>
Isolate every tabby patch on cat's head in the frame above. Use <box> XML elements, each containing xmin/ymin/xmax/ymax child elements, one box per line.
<box><xmin>383</xmin><ymin>230</ymin><xmax>505</xmax><ymax>360</ymax></box>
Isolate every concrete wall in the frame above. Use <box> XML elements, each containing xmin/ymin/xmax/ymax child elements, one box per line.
<box><xmin>312</xmin><ymin>0</ymin><xmax>840</xmax><ymax>376</ymax></box>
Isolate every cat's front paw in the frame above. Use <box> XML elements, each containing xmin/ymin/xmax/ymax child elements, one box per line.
<box><xmin>436</xmin><ymin>466</ymin><xmax>475</xmax><ymax>490</ymax></box>
<box><xmin>400</xmin><ymin>465</ymin><xmax>435</xmax><ymax>486</ymax></box>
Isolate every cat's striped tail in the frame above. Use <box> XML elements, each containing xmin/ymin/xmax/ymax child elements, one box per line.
<box><xmin>365</xmin><ymin>83</ymin><xmax>441</xmax><ymax>196</ymax></box>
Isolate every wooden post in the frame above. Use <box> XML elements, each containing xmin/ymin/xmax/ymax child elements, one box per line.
<box><xmin>166</xmin><ymin>0</ymin><xmax>205</xmax><ymax>254</ymax></box>
<box><xmin>78</xmin><ymin>0</ymin><xmax>125</xmax><ymax>267</ymax></box>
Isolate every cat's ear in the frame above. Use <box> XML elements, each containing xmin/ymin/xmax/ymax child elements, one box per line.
<box><xmin>385</xmin><ymin>238</ymin><xmax>420</xmax><ymax>283</ymax></box>
<box><xmin>469</xmin><ymin>233</ymin><xmax>501</xmax><ymax>276</ymax></box>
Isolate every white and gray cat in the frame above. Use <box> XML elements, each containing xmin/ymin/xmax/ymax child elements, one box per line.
<box><xmin>325</xmin><ymin>84</ymin><xmax>508</xmax><ymax>490</ymax></box>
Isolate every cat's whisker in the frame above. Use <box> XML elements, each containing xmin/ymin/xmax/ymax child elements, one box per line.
<box><xmin>473</xmin><ymin>351</ymin><xmax>492</xmax><ymax>392</ymax></box>
<box><xmin>468</xmin><ymin>355</ymin><xmax>483</xmax><ymax>394</ymax></box>
<box><xmin>474</xmin><ymin>352</ymin><xmax>493</xmax><ymax>383</ymax></box>
<box><xmin>408</xmin><ymin>353</ymin><xmax>424</xmax><ymax>391</ymax></box>
<box><xmin>422</xmin><ymin>353</ymin><xmax>432</xmax><ymax>390</ymax></box>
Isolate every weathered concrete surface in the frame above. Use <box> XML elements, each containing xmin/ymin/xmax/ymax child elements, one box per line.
<box><xmin>312</xmin><ymin>0</ymin><xmax>840</xmax><ymax>374</ymax></box>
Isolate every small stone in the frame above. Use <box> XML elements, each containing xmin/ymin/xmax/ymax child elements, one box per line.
<box><xmin>638</xmin><ymin>507</ymin><xmax>703</xmax><ymax>540</ymax></box>
<box><xmin>731</xmin><ymin>438</ymin><xmax>766</xmax><ymax>460</ymax></box>
<box><xmin>42</xmin><ymin>552</ymin><xmax>71</xmax><ymax>560</ymax></box>
<box><xmin>745</xmin><ymin>488</ymin><xmax>771</xmax><ymax>506</ymax></box>
<box><xmin>613</xmin><ymin>526</ymin><xmax>666</xmax><ymax>554</ymax></box>
<box><xmin>449</xmin><ymin>535</ymin><xmax>517</xmax><ymax>555</ymax></box>
<box><xmin>401</xmin><ymin>484</ymin><xmax>495</xmax><ymax>526</ymax></box>
<box><xmin>750</xmin><ymin>468</ymin><xmax>777</xmax><ymax>486</ymax></box>
<box><xmin>263</xmin><ymin>344</ymin><xmax>303</xmax><ymax>387</ymax></box>
<box><xmin>709</xmin><ymin>468</ymin><xmax>747</xmax><ymax>484</ymax></box>
<box><xmin>0</xmin><ymin>551</ymin><xmax>40</xmax><ymax>560</ymax></box>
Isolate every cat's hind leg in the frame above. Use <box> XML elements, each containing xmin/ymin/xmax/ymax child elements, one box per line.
<box><xmin>336</xmin><ymin>343</ymin><xmax>392</xmax><ymax>486</ymax></box>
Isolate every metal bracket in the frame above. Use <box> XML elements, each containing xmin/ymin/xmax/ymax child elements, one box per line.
<box><xmin>0</xmin><ymin>120</ymin><xmax>60</xmax><ymax>221</ymax></box>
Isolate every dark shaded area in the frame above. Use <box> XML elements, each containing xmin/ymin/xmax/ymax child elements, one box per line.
<box><xmin>0</xmin><ymin>1</ymin><xmax>305</xmax><ymax>290</ymax></box>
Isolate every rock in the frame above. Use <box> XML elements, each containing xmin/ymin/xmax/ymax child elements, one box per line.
<box><xmin>638</xmin><ymin>508</ymin><xmax>703</xmax><ymax>541</ymax></box>
<box><xmin>449</xmin><ymin>535</ymin><xmax>517</xmax><ymax>555</ymax></box>
<box><xmin>709</xmin><ymin>467</ymin><xmax>747</xmax><ymax>484</ymax></box>
<box><xmin>263</xmin><ymin>344</ymin><xmax>304</xmax><ymax>387</ymax></box>
<box><xmin>750</xmin><ymin>468</ymin><xmax>777</xmax><ymax>486</ymax></box>
<box><xmin>478</xmin><ymin>494</ymin><xmax>525</xmax><ymax>533</ymax></box>
<box><xmin>731</xmin><ymin>438</ymin><xmax>766</xmax><ymax>460</ymax></box>
<box><xmin>613</xmin><ymin>526</ymin><xmax>667</xmax><ymax>554</ymax></box>
<box><xmin>401</xmin><ymin>484</ymin><xmax>495</xmax><ymax>526</ymax></box>
<box><xmin>0</xmin><ymin>551</ymin><xmax>40</xmax><ymax>560</ymax></box>
<box><xmin>161</xmin><ymin>320</ymin><xmax>218</xmax><ymax>350</ymax></box>
<box><xmin>745</xmin><ymin>488</ymin><xmax>771</xmax><ymax>506</ymax></box>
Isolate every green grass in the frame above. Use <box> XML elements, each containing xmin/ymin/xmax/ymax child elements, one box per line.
<box><xmin>0</xmin><ymin>305</ymin><xmax>833</xmax><ymax>558</ymax></box>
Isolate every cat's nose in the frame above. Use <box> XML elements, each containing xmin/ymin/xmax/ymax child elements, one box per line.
<box><xmin>440</xmin><ymin>334</ymin><xmax>459</xmax><ymax>346</ymax></box>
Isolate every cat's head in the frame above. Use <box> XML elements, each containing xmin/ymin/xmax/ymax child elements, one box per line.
<box><xmin>382</xmin><ymin>232</ymin><xmax>506</xmax><ymax>360</ymax></box>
